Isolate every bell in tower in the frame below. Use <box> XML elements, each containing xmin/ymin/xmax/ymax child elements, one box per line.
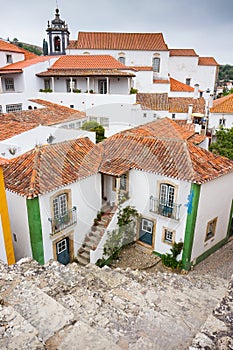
<box><xmin>46</xmin><ymin>8</ymin><xmax>70</xmax><ymax>55</ymax></box>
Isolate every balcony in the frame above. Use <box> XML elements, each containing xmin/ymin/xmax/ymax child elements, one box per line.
<box><xmin>49</xmin><ymin>207</ymin><xmax>77</xmax><ymax>235</ymax></box>
<box><xmin>149</xmin><ymin>196</ymin><xmax>181</xmax><ymax>221</ymax></box>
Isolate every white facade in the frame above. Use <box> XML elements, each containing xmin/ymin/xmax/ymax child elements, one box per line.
<box><xmin>208</xmin><ymin>113</ymin><xmax>233</xmax><ymax>130</ymax></box>
<box><xmin>0</xmin><ymin>51</ymin><xmax>25</xmax><ymax>68</ymax></box>
<box><xmin>191</xmin><ymin>172</ymin><xmax>233</xmax><ymax>262</ymax></box>
<box><xmin>0</xmin><ymin>125</ymin><xmax>95</xmax><ymax>159</ymax></box>
<box><xmin>0</xmin><ymin>216</ymin><xmax>8</xmax><ymax>263</ymax></box>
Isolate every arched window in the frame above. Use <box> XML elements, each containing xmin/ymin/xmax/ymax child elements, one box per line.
<box><xmin>152</xmin><ymin>57</ymin><xmax>160</xmax><ymax>72</ymax></box>
<box><xmin>118</xmin><ymin>56</ymin><xmax>125</xmax><ymax>64</ymax></box>
<box><xmin>54</xmin><ymin>36</ymin><xmax>61</xmax><ymax>51</ymax></box>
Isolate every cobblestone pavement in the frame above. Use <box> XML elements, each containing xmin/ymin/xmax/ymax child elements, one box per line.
<box><xmin>110</xmin><ymin>238</ymin><xmax>233</xmax><ymax>280</ymax></box>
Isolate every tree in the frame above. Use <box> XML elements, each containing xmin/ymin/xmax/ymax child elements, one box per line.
<box><xmin>81</xmin><ymin>121</ymin><xmax>106</xmax><ymax>143</ymax></box>
<box><xmin>43</xmin><ymin>39</ymin><xmax>48</xmax><ymax>56</ymax></box>
<box><xmin>209</xmin><ymin>127</ymin><xmax>233</xmax><ymax>160</ymax></box>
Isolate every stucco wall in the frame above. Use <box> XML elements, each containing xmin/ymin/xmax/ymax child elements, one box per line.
<box><xmin>191</xmin><ymin>172</ymin><xmax>233</xmax><ymax>262</ymax></box>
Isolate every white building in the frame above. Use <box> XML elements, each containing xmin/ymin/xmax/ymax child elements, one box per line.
<box><xmin>208</xmin><ymin>93</ymin><xmax>233</xmax><ymax>131</ymax></box>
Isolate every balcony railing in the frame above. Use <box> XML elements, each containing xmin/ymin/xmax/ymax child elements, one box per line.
<box><xmin>48</xmin><ymin>207</ymin><xmax>77</xmax><ymax>235</ymax></box>
<box><xmin>149</xmin><ymin>196</ymin><xmax>181</xmax><ymax>221</ymax></box>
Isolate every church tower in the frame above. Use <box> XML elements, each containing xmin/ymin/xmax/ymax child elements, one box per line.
<box><xmin>46</xmin><ymin>8</ymin><xmax>70</xmax><ymax>55</ymax></box>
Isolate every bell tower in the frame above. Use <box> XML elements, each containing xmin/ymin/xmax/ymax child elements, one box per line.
<box><xmin>46</xmin><ymin>8</ymin><xmax>70</xmax><ymax>55</ymax></box>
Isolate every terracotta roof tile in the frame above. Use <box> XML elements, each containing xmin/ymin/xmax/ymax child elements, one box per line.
<box><xmin>0</xmin><ymin>56</ymin><xmax>56</xmax><ymax>72</ymax></box>
<box><xmin>0</xmin><ymin>40</ymin><xmax>24</xmax><ymax>53</ymax></box>
<box><xmin>170</xmin><ymin>77</ymin><xmax>194</xmax><ymax>92</ymax></box>
<box><xmin>131</xmin><ymin>66</ymin><xmax>153</xmax><ymax>71</ymax></box>
<box><xmin>4</xmin><ymin>138</ymin><xmax>102</xmax><ymax>198</ymax></box>
<box><xmin>169</xmin><ymin>49</ymin><xmax>198</xmax><ymax>57</ymax></box>
<box><xmin>153</xmin><ymin>79</ymin><xmax>169</xmax><ymax>84</ymax></box>
<box><xmin>137</xmin><ymin>93</ymin><xmax>205</xmax><ymax>114</ymax></box>
<box><xmin>51</xmin><ymin>55</ymin><xmax>127</xmax><ymax>69</ymax></box>
<box><xmin>210</xmin><ymin>94</ymin><xmax>233</xmax><ymax>113</ymax></box>
<box><xmin>136</xmin><ymin>93</ymin><xmax>169</xmax><ymax>110</ymax></box>
<box><xmin>198</xmin><ymin>57</ymin><xmax>219</xmax><ymax>66</ymax></box>
<box><xmin>68</xmin><ymin>32</ymin><xmax>168</xmax><ymax>51</ymax></box>
<box><xmin>0</xmin><ymin>100</ymin><xmax>86</xmax><ymax>140</ymax></box>
<box><xmin>98</xmin><ymin>118</ymin><xmax>233</xmax><ymax>183</ymax></box>
<box><xmin>37</xmin><ymin>68</ymin><xmax>135</xmax><ymax>77</ymax></box>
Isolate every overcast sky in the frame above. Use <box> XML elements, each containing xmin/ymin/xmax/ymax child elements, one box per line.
<box><xmin>1</xmin><ymin>0</ymin><xmax>232</xmax><ymax>65</ymax></box>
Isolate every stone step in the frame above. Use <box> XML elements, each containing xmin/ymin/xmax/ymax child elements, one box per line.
<box><xmin>76</xmin><ymin>255</ymin><xmax>90</xmax><ymax>266</ymax></box>
<box><xmin>0</xmin><ymin>305</ymin><xmax>44</xmax><ymax>350</ymax></box>
<box><xmin>4</xmin><ymin>280</ymin><xmax>75</xmax><ymax>342</ymax></box>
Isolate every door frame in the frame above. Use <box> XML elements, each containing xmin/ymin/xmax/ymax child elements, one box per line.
<box><xmin>136</xmin><ymin>216</ymin><xmax>156</xmax><ymax>250</ymax></box>
<box><xmin>52</xmin><ymin>230</ymin><xmax>74</xmax><ymax>263</ymax></box>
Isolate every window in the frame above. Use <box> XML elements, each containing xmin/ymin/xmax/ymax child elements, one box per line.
<box><xmin>152</xmin><ymin>57</ymin><xmax>160</xmax><ymax>72</ymax></box>
<box><xmin>219</xmin><ymin>118</ymin><xmax>226</xmax><ymax>126</ymax></box>
<box><xmin>57</xmin><ymin>238</ymin><xmax>67</xmax><ymax>254</ymax></box>
<box><xmin>53</xmin><ymin>193</ymin><xmax>68</xmax><ymax>219</ymax></box>
<box><xmin>44</xmin><ymin>79</ymin><xmax>51</xmax><ymax>90</ymax></box>
<box><xmin>142</xmin><ymin>219</ymin><xmax>153</xmax><ymax>234</ymax></box>
<box><xmin>6</xmin><ymin>54</ymin><xmax>12</xmax><ymax>63</ymax></box>
<box><xmin>172</xmin><ymin>113</ymin><xmax>176</xmax><ymax>119</ymax></box>
<box><xmin>6</xmin><ymin>104</ymin><xmax>22</xmax><ymax>113</ymax></box>
<box><xmin>186</xmin><ymin>78</ymin><xmax>191</xmax><ymax>86</ymax></box>
<box><xmin>153</xmin><ymin>113</ymin><xmax>157</xmax><ymax>119</ymax></box>
<box><xmin>54</xmin><ymin>36</ymin><xmax>61</xmax><ymax>51</ymax></box>
<box><xmin>0</xmin><ymin>105</ymin><xmax>2</xmax><ymax>113</ymax></box>
<box><xmin>143</xmin><ymin>113</ymin><xmax>147</xmax><ymax>118</ymax></box>
<box><xmin>113</xmin><ymin>173</ymin><xmax>128</xmax><ymax>192</ymax></box>
<box><xmin>4</xmin><ymin>78</ymin><xmax>14</xmax><ymax>91</ymax></box>
<box><xmin>163</xmin><ymin>228</ymin><xmax>175</xmax><ymax>244</ymax></box>
<box><xmin>118</xmin><ymin>56</ymin><xmax>125</xmax><ymax>64</ymax></box>
<box><xmin>13</xmin><ymin>233</ymin><xmax>17</xmax><ymax>242</ymax></box>
<box><xmin>205</xmin><ymin>218</ymin><xmax>217</xmax><ymax>241</ymax></box>
<box><xmin>159</xmin><ymin>183</ymin><xmax>175</xmax><ymax>217</ymax></box>
<box><xmin>98</xmin><ymin>80</ymin><xmax>107</xmax><ymax>94</ymax></box>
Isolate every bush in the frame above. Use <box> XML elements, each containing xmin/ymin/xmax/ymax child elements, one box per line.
<box><xmin>130</xmin><ymin>87</ymin><xmax>138</xmax><ymax>94</ymax></box>
<box><xmin>161</xmin><ymin>241</ymin><xmax>183</xmax><ymax>270</ymax></box>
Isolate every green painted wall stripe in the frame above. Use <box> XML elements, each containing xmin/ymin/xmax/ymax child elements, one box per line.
<box><xmin>195</xmin><ymin>237</ymin><xmax>228</xmax><ymax>265</ymax></box>
<box><xmin>182</xmin><ymin>183</ymin><xmax>201</xmax><ymax>270</ymax></box>
<box><xmin>26</xmin><ymin>198</ymin><xmax>44</xmax><ymax>265</ymax></box>
<box><xmin>227</xmin><ymin>199</ymin><xmax>233</xmax><ymax>238</ymax></box>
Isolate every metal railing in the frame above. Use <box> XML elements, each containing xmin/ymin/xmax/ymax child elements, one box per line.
<box><xmin>49</xmin><ymin>207</ymin><xmax>77</xmax><ymax>235</ymax></box>
<box><xmin>149</xmin><ymin>196</ymin><xmax>181</xmax><ymax>221</ymax></box>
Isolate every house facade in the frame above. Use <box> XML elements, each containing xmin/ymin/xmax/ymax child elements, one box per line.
<box><xmin>208</xmin><ymin>93</ymin><xmax>233</xmax><ymax>132</ymax></box>
<box><xmin>4</xmin><ymin>138</ymin><xmax>102</xmax><ymax>264</ymax></box>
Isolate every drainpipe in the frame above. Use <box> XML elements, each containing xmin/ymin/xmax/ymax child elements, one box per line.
<box><xmin>188</xmin><ymin>104</ymin><xmax>193</xmax><ymax>121</ymax></box>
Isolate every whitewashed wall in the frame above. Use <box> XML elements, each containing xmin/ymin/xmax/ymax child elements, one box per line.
<box><xmin>168</xmin><ymin>56</ymin><xmax>199</xmax><ymax>85</ymax></box>
<box><xmin>0</xmin><ymin>51</ymin><xmax>25</xmax><ymax>68</ymax></box>
<box><xmin>208</xmin><ymin>113</ymin><xmax>233</xmax><ymax>130</ymax></box>
<box><xmin>191</xmin><ymin>172</ymin><xmax>233</xmax><ymax>262</ymax></box>
<box><xmin>6</xmin><ymin>192</ymin><xmax>32</xmax><ymax>261</ymax></box>
<box><xmin>196</xmin><ymin>65</ymin><xmax>218</xmax><ymax>94</ymax></box>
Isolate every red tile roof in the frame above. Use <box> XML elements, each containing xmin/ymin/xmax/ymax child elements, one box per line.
<box><xmin>210</xmin><ymin>94</ymin><xmax>233</xmax><ymax>113</ymax></box>
<box><xmin>136</xmin><ymin>93</ymin><xmax>205</xmax><ymax>114</ymax></box>
<box><xmin>153</xmin><ymin>79</ymin><xmax>169</xmax><ymax>84</ymax></box>
<box><xmin>51</xmin><ymin>55</ymin><xmax>129</xmax><ymax>69</ymax></box>
<box><xmin>0</xmin><ymin>100</ymin><xmax>86</xmax><ymax>141</ymax></box>
<box><xmin>131</xmin><ymin>66</ymin><xmax>153</xmax><ymax>71</ymax></box>
<box><xmin>0</xmin><ymin>157</ymin><xmax>9</xmax><ymax>166</ymax></box>
<box><xmin>169</xmin><ymin>49</ymin><xmax>198</xmax><ymax>57</ymax></box>
<box><xmin>198</xmin><ymin>57</ymin><xmax>218</xmax><ymax>66</ymax></box>
<box><xmin>68</xmin><ymin>32</ymin><xmax>168</xmax><ymax>51</ymax></box>
<box><xmin>0</xmin><ymin>40</ymin><xmax>24</xmax><ymax>53</ymax></box>
<box><xmin>170</xmin><ymin>77</ymin><xmax>194</xmax><ymax>92</ymax></box>
<box><xmin>0</xmin><ymin>56</ymin><xmax>56</xmax><ymax>72</ymax></box>
<box><xmin>37</xmin><ymin>68</ymin><xmax>135</xmax><ymax>78</ymax></box>
<box><xmin>98</xmin><ymin>118</ymin><xmax>233</xmax><ymax>183</ymax></box>
<box><xmin>4</xmin><ymin>138</ymin><xmax>101</xmax><ymax>198</ymax></box>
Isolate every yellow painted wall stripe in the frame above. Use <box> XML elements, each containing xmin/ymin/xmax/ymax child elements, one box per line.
<box><xmin>0</xmin><ymin>167</ymin><xmax>15</xmax><ymax>265</ymax></box>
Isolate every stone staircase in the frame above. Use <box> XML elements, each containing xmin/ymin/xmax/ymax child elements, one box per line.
<box><xmin>76</xmin><ymin>205</ymin><xmax>116</xmax><ymax>266</ymax></box>
<box><xmin>0</xmin><ymin>257</ymin><xmax>231</xmax><ymax>349</ymax></box>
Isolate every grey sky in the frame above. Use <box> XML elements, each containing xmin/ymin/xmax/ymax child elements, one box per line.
<box><xmin>1</xmin><ymin>0</ymin><xmax>232</xmax><ymax>64</ymax></box>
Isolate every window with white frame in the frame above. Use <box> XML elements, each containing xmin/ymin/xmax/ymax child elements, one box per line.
<box><xmin>142</xmin><ymin>219</ymin><xmax>153</xmax><ymax>234</ymax></box>
<box><xmin>152</xmin><ymin>57</ymin><xmax>160</xmax><ymax>72</ymax></box>
<box><xmin>163</xmin><ymin>227</ymin><xmax>175</xmax><ymax>244</ymax></box>
<box><xmin>6</xmin><ymin>104</ymin><xmax>22</xmax><ymax>113</ymax></box>
<box><xmin>57</xmin><ymin>238</ymin><xmax>67</xmax><ymax>254</ymax></box>
<box><xmin>6</xmin><ymin>54</ymin><xmax>12</xmax><ymax>63</ymax></box>
<box><xmin>53</xmin><ymin>193</ymin><xmax>68</xmax><ymax>219</ymax></box>
<box><xmin>186</xmin><ymin>78</ymin><xmax>191</xmax><ymax>86</ymax></box>
<box><xmin>89</xmin><ymin>116</ymin><xmax>98</xmax><ymax>122</ymax></box>
<box><xmin>4</xmin><ymin>78</ymin><xmax>14</xmax><ymax>91</ymax></box>
<box><xmin>160</xmin><ymin>183</ymin><xmax>175</xmax><ymax>208</ymax></box>
<box><xmin>205</xmin><ymin>217</ymin><xmax>217</xmax><ymax>241</ymax></box>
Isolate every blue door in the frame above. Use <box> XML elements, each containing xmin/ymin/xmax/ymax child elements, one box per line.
<box><xmin>138</xmin><ymin>218</ymin><xmax>154</xmax><ymax>246</ymax></box>
<box><xmin>56</xmin><ymin>237</ymin><xmax>70</xmax><ymax>265</ymax></box>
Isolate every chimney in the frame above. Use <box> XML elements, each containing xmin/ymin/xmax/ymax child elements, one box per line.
<box><xmin>188</xmin><ymin>104</ymin><xmax>193</xmax><ymax>121</ymax></box>
<box><xmin>193</xmin><ymin>84</ymin><xmax>199</xmax><ymax>99</ymax></box>
<box><xmin>209</xmin><ymin>94</ymin><xmax>214</xmax><ymax>108</ymax></box>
